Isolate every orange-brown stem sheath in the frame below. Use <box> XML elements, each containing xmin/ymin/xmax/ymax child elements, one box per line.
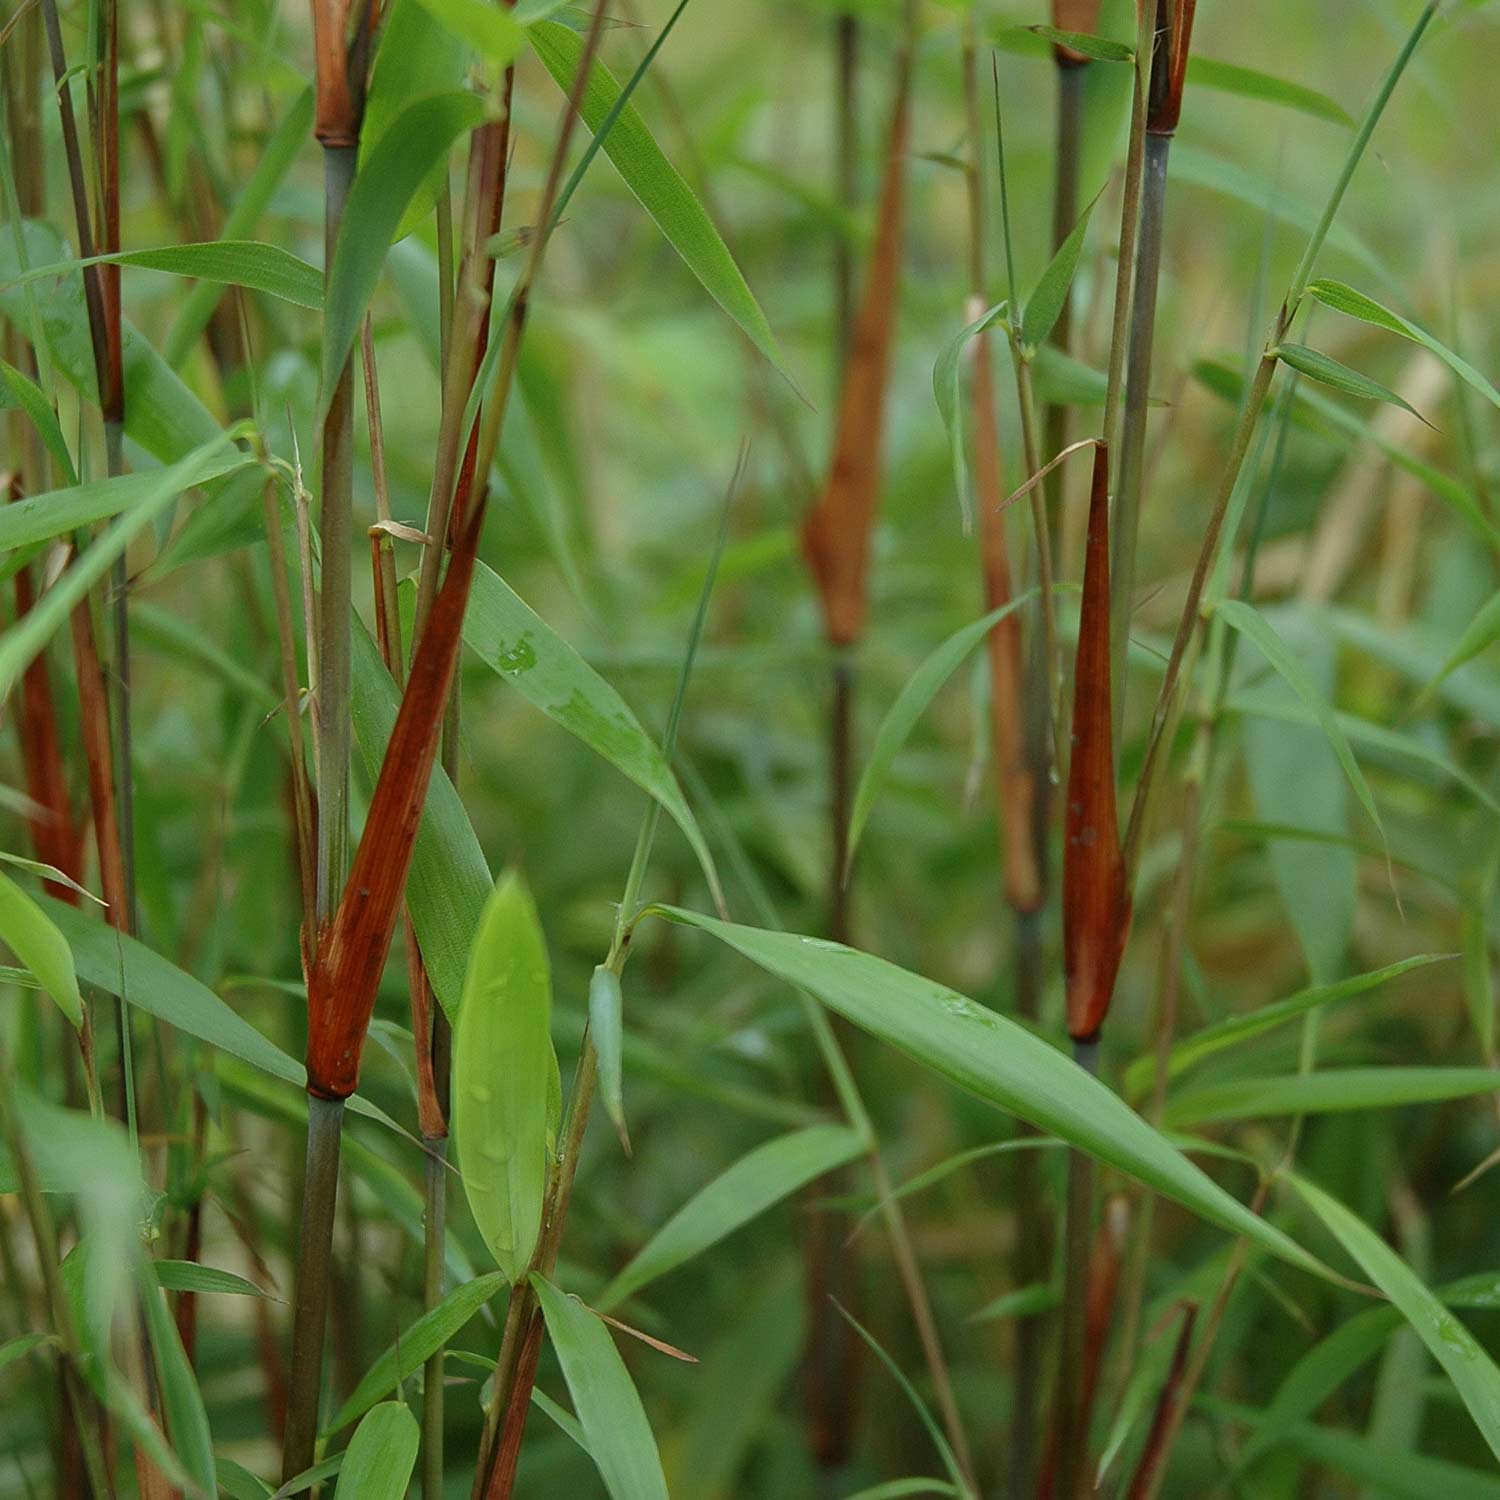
<box><xmin>305</xmin><ymin>493</ymin><xmax>488</xmax><ymax>1100</ymax></box>
<box><xmin>801</xmin><ymin>23</ymin><xmax>914</xmax><ymax>647</ymax></box>
<box><xmin>1064</xmin><ymin>445</ymin><xmax>1131</xmax><ymax>1043</ymax></box>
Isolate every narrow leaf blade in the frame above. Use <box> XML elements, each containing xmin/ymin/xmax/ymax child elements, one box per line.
<box><xmin>532</xmin><ymin>1275</ymin><xmax>669</xmax><ymax>1500</ymax></box>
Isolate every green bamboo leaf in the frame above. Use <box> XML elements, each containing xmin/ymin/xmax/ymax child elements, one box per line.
<box><xmin>1214</xmin><ymin>600</ymin><xmax>1385</xmax><ymax>848</ymax></box>
<box><xmin>678</xmin><ymin>1267</ymin><xmax>801</xmax><ymax>1494</ymax></box>
<box><xmin>318</xmin><ymin>91</ymin><xmax>490</xmax><ymax>415</ymax></box>
<box><xmin>1124</xmin><ymin>955</ymin><xmax>1452</xmax><ymax>1097</ymax></box>
<box><xmin>0</xmin><ymin>356</ymin><xmax>75</xmax><ymax>481</ymax></box>
<box><xmin>1291</xmin><ymin>1173</ymin><xmax>1500</xmax><ymax>1461</ymax></box>
<box><xmin>461</xmin><ymin>563</ymin><xmax>720</xmax><ymax>905</ymax></box>
<box><xmin>839</xmin><ymin>1485</ymin><xmax>960</xmax><ymax>1500</ymax></box>
<box><xmin>325</xmin><ymin>1273</ymin><xmax>507</xmax><ymax>1433</ymax></box>
<box><xmin>1228</xmin><ymin>687</ymin><xmax>1500</xmax><ymax>817</ymax></box>
<box><xmin>1415</xmin><ymin>592</ymin><xmax>1500</xmax><ymax>704</ymax></box>
<box><xmin>1167</xmin><ymin>1067</ymin><xmax>1500</xmax><ymax>1128</ymax></box>
<box><xmin>589</xmin><ymin>966</ymin><xmax>628</xmax><ymax>1148</ymax></box>
<box><xmin>330</xmin><ymin>1402</ymin><xmax>419</xmax><ymax>1500</ymax></box>
<box><xmin>1272</xmin><ymin>342</ymin><xmax>1432</xmax><ymax>425</ymax></box>
<box><xmin>1021</xmin><ymin>189</ymin><xmax>1100</xmax><ymax>349</ymax></box>
<box><xmin>531</xmin><ymin>1386</ymin><xmax>590</xmax><ymax>1453</ymax></box>
<box><xmin>1095</xmin><ymin>1306</ymin><xmax>1190</xmax><ymax>1482</ymax></box>
<box><xmin>37</xmin><ymin>895</ymin><xmax>403</xmax><ymax>1137</ymax></box>
<box><xmin>454</xmin><ymin>873</ymin><xmax>553</xmax><ymax>1282</ymax></box>
<box><xmin>152</xmin><ymin>1261</ymin><xmax>275</xmax><ymax>1299</ymax></box>
<box><xmin>839</xmin><ymin>1305</ymin><xmax>973</xmax><ymax>1500</ymax></box>
<box><xmin>350</xmin><ymin>618</ymin><xmax>491</xmax><ymax>1022</ymax></box>
<box><xmin>1234</xmin><ymin>1270</ymin><xmax>1500</xmax><ymax>1471</ymax></box>
<box><xmin>166</xmin><ymin>89</ymin><xmax>314</xmax><ymax>366</ymax></box>
<box><xmin>1025</xmin><ymin>25</ymin><xmax>1133</xmax><ymax>62</ymax></box>
<box><xmin>215</xmin><ymin>1458</ymin><xmax>273</xmax><ymax>1499</ymax></box>
<box><xmin>274</xmin><ymin>1452</ymin><xmax>345</xmax><ymax>1499</ymax></box>
<box><xmin>0</xmin><ymin>220</ymin><xmax>251</xmax><ymax>469</ymax></box>
<box><xmin>969</xmin><ymin>1283</ymin><xmax>1059</xmax><ymax>1326</ymax></box>
<box><xmin>1307</xmin><ymin>278</ymin><xmax>1500</xmax><ymax>412</ymax></box>
<box><xmin>849</xmin><ymin>593</ymin><xmax>1036</xmax><ymax>861</ymax></box>
<box><xmin>0</xmin><ymin>454</ymin><xmax>250</xmax><ymax>555</ymax></box>
<box><xmin>0</xmin><ymin>430</ymin><xmax>252</xmax><ymax>696</ymax></box>
<box><xmin>864</xmin><ymin>1139</ymin><xmax>1062</xmax><ymax>1223</ymax></box>
<box><xmin>598</xmin><ymin>1123</ymin><xmax>865</xmax><ymax>1310</ymax></box>
<box><xmin>527</xmin><ymin>19</ymin><xmax>788</xmax><ymax>380</ymax></box>
<box><xmin>1169</xmin><ymin>146</ymin><xmax>1386</xmax><ymax>280</ymax></box>
<box><xmin>650</xmin><ymin>910</ymin><xmax>1332</xmax><ymax>1281</ymax></box>
<box><xmin>0</xmin><ymin>871</ymin><xmax>82</xmax><ymax>1028</ymax></box>
<box><xmin>0</xmin><ymin>242</ymin><xmax>322</xmax><ymax>310</ymax></box>
<box><xmin>0</xmin><ymin>1331</ymin><xmax>57</xmax><ymax>1374</ymax></box>
<box><xmin>1188</xmin><ymin>58</ymin><xmax>1354</xmax><ymax>126</ymax></box>
<box><xmin>1464</xmin><ymin>861</ymin><xmax>1498</xmax><ymax>1060</ymax></box>
<box><xmin>1237</xmin><ymin>1304</ymin><xmax>1397</xmax><ymax>1466</ymax></box>
<box><xmin>140</xmin><ymin>1262</ymin><xmax>216</xmax><ymax>1498</ymax></box>
<box><xmin>931</xmin><ymin>300</ymin><xmax>1007</xmax><ymax>525</ymax></box>
<box><xmin>1195</xmin><ymin>354</ymin><xmax>1496</xmax><ymax>549</ymax></box>
<box><xmin>1031</xmin><ymin>343</ymin><xmax>1108</xmax><ymax>406</ymax></box>
<box><xmin>361</xmin><ymin>0</ymin><xmax>470</xmax><ymax>243</ymax></box>
<box><xmin>414</xmin><ymin>0</ymin><xmax>523</xmax><ymax>58</ymax></box>
<box><xmin>1284</xmin><ymin>1424</ymin><xmax>1500</xmax><ymax>1500</ymax></box>
<box><xmin>532</xmin><ymin>1274</ymin><xmax>669</xmax><ymax>1500</ymax></box>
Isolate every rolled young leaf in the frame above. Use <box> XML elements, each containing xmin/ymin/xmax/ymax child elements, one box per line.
<box><xmin>590</xmin><ymin>965</ymin><xmax>628</xmax><ymax>1148</ymax></box>
<box><xmin>1064</xmin><ymin>445</ymin><xmax>1131</xmax><ymax>1042</ymax></box>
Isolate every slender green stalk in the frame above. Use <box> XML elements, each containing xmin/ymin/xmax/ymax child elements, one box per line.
<box><xmin>473</xmin><ymin>455</ymin><xmax>734</xmax><ymax>1500</ymax></box>
<box><xmin>1108</xmin><ymin>126</ymin><xmax>1171</xmax><ymax>734</ymax></box>
<box><xmin>1110</xmin><ymin>18</ymin><xmax>1440</xmax><ymax>1482</ymax></box>
<box><xmin>285</xmin><ymin>0</ymin><xmax>373</xmax><ymax>1455</ymax></box>
<box><xmin>1014</xmin><ymin>358</ymin><xmax>1061</xmax><ymax>747</ymax></box>
<box><xmin>804</xmin><ymin>649</ymin><xmax>865</xmax><ymax>1478</ymax></box>
<box><xmin>315</xmin><ymin>143</ymin><xmax>358</xmax><ymax>925</ymax></box>
<box><xmin>994</xmin><ymin>72</ymin><xmax>1061</xmax><ymax>761</ymax></box>
<box><xmin>281</xmin><ymin>1095</ymin><xmax>345</xmax><ymax>1482</ymax></box>
<box><xmin>1041</xmin><ymin>58</ymin><xmax>1084</xmax><ymax>561</ymax></box>
<box><xmin>1099</xmin><ymin>5</ymin><xmax>1154</xmax><ymax>453</ymax></box>
<box><xmin>1126</xmin><ymin>0</ymin><xmax>1437</xmax><ymax>869</ymax></box>
<box><xmin>0</xmin><ymin>1059</ymin><xmax>117</xmax><ymax>1500</ymax></box>
<box><xmin>1122</xmin><ymin>349</ymin><xmax>1276</xmax><ymax>876</ymax></box>
<box><xmin>1052</xmin><ymin>1037</ymin><xmax>1099</xmax><ymax>1500</ymax></box>
<box><xmin>38</xmin><ymin>0</ymin><xmax>139</xmax><ymax>1140</ymax></box>
<box><xmin>833</xmin><ymin>12</ymin><xmax>859</xmax><ymax>374</ymax></box>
